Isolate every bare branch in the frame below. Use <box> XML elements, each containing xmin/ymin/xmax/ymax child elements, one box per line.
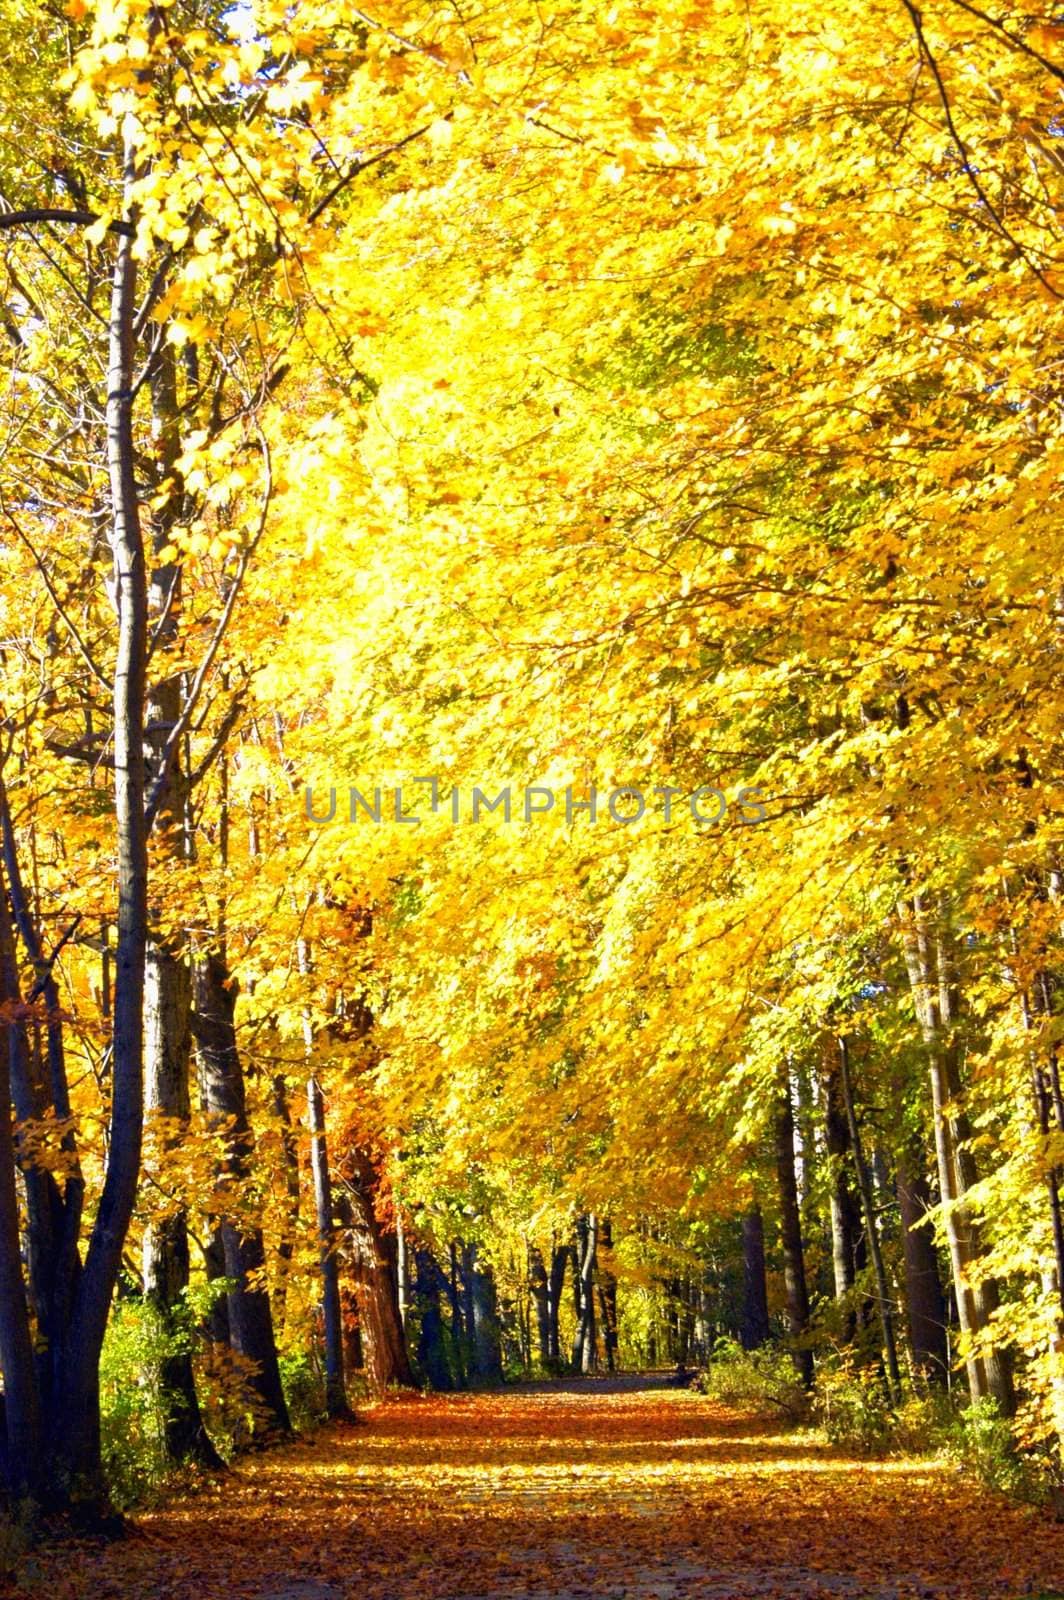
<box><xmin>0</xmin><ymin>207</ymin><xmax>133</xmax><ymax>237</ymax></box>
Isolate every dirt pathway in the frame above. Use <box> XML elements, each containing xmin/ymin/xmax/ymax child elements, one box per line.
<box><xmin>13</xmin><ymin>1376</ymin><xmax>1064</xmax><ymax>1600</ymax></box>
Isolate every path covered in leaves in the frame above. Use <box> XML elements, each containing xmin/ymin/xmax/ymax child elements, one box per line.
<box><xmin>15</xmin><ymin>1376</ymin><xmax>1064</xmax><ymax>1600</ymax></box>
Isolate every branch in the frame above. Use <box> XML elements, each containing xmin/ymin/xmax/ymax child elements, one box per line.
<box><xmin>0</xmin><ymin>207</ymin><xmax>133</xmax><ymax>237</ymax></box>
<box><xmin>28</xmin><ymin>914</ymin><xmax>83</xmax><ymax>1003</ymax></box>
<box><xmin>306</xmin><ymin>120</ymin><xmax>437</xmax><ymax>224</ymax></box>
<box><xmin>188</xmin><ymin>687</ymin><xmax>250</xmax><ymax>791</ymax></box>
<box><xmin>144</xmin><ymin>429</ymin><xmax>272</xmax><ymax>830</ymax></box>
<box><xmin>900</xmin><ymin>0</ymin><xmax>1062</xmax><ymax>299</ymax></box>
<box><xmin>944</xmin><ymin>0</ymin><xmax>1064</xmax><ymax>85</ymax></box>
<box><xmin>0</xmin><ymin>490</ymin><xmax>110</xmax><ymax>689</ymax></box>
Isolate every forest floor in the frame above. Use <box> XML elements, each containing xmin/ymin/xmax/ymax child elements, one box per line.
<box><xmin>10</xmin><ymin>1374</ymin><xmax>1064</xmax><ymax>1600</ymax></box>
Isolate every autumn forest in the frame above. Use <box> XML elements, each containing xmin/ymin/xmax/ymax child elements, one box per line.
<box><xmin>2</xmin><ymin>1</ymin><xmax>1064</xmax><ymax>1595</ymax></box>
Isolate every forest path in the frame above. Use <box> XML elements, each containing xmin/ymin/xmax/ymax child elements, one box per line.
<box><xmin>15</xmin><ymin>1376</ymin><xmax>1064</xmax><ymax>1600</ymax></box>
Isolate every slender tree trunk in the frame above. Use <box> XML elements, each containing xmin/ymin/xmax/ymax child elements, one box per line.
<box><xmin>899</xmin><ymin>897</ymin><xmax>1013</xmax><ymax>1409</ymax></box>
<box><xmin>139</xmin><ymin>340</ymin><xmax>219</xmax><ymax>1465</ymax></box>
<box><xmin>270</xmin><ymin>1066</ymin><xmax>300</xmax><ymax>1338</ymax></box>
<box><xmin>529</xmin><ymin>1246</ymin><xmax>551</xmax><ymax>1368</ymax></box>
<box><xmin>307</xmin><ymin>1076</ymin><xmax>348</xmax><ymax>1417</ymax></box>
<box><xmin>547</xmin><ymin>1240</ymin><xmax>568</xmax><ymax>1366</ymax></box>
<box><xmin>1027</xmin><ymin>973</ymin><xmax>1064</xmax><ymax>1311</ymax></box>
<box><xmin>571</xmin><ymin>1215</ymin><xmax>599</xmax><ymax>1373</ymax></box>
<box><xmin>0</xmin><ymin>901</ymin><xmax>43</xmax><ymax>1496</ymax></box>
<box><xmin>821</xmin><ymin>1038</ymin><xmax>864</xmax><ymax>1325</ymax></box>
<box><xmin>462</xmin><ymin>1239</ymin><xmax>478</xmax><ymax>1373</ymax></box>
<box><xmin>446</xmin><ymin>1241</ymin><xmax>467</xmax><ymax>1388</ymax></box>
<box><xmin>51</xmin><ymin>146</ymin><xmax>150</xmax><ymax>1501</ymax></box>
<box><xmin>598</xmin><ymin>1220</ymin><xmax>618</xmax><ymax>1372</ymax></box>
<box><xmin>193</xmin><ymin>950</ymin><xmax>290</xmax><ymax>1438</ymax></box>
<box><xmin>837</xmin><ymin>1037</ymin><xmax>902</xmax><ymax>1402</ymax></box>
<box><xmin>775</xmin><ymin>1071</ymin><xmax>814</xmax><ymax>1387</ymax></box>
<box><xmin>740</xmin><ymin>1208</ymin><xmax>771</xmax><ymax>1351</ymax></box>
<box><xmin>142</xmin><ymin>945</ymin><xmax>220</xmax><ymax>1464</ymax></box>
<box><xmin>396</xmin><ymin>1205</ymin><xmax>409</xmax><ymax>1332</ymax></box>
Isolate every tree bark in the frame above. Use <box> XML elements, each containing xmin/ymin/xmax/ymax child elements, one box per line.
<box><xmin>464</xmin><ymin>1242</ymin><xmax>505</xmax><ymax>1382</ymax></box>
<box><xmin>446</xmin><ymin>1241</ymin><xmax>467</xmax><ymax>1387</ymax></box>
<box><xmin>821</xmin><ymin>1039</ymin><xmax>865</xmax><ymax>1318</ymax></box>
<box><xmin>598</xmin><ymin>1220</ymin><xmax>619</xmax><ymax>1373</ymax></box>
<box><xmin>740</xmin><ymin>1208</ymin><xmax>771</xmax><ymax>1350</ymax></box>
<box><xmin>50</xmin><ymin>144</ymin><xmax>150</xmax><ymax>1502</ymax></box>
<box><xmin>142</xmin><ymin>944</ymin><xmax>220</xmax><ymax>1463</ymax></box>
<box><xmin>341</xmin><ymin>1146</ymin><xmax>416</xmax><ymax>1393</ymax></box>
<box><xmin>775</xmin><ymin>1071</ymin><xmax>814</xmax><ymax>1386</ymax></box>
<box><xmin>837</xmin><ymin>1037</ymin><xmax>902</xmax><ymax>1402</ymax></box>
<box><xmin>571</xmin><ymin>1214</ymin><xmax>599</xmax><ymax>1373</ymax></box>
<box><xmin>269</xmin><ymin>1069</ymin><xmax>301</xmax><ymax>1341</ymax></box>
<box><xmin>415</xmin><ymin>1249</ymin><xmax>454</xmax><ymax>1390</ymax></box>
<box><xmin>193</xmin><ymin>949</ymin><xmax>290</xmax><ymax>1438</ymax></box>
<box><xmin>307</xmin><ymin>1076</ymin><xmax>348</xmax><ymax>1417</ymax></box>
<box><xmin>201</xmin><ymin>1224</ymin><xmax>231</xmax><ymax>1346</ymax></box>
<box><xmin>138</xmin><ymin>338</ymin><xmax>218</xmax><ymax>1464</ymax></box>
<box><xmin>547</xmin><ymin>1240</ymin><xmax>568</xmax><ymax>1367</ymax></box>
<box><xmin>0</xmin><ymin>890</ymin><xmax>43</xmax><ymax>1497</ymax></box>
<box><xmin>529</xmin><ymin>1246</ymin><xmax>551</xmax><ymax>1368</ymax></box>
<box><xmin>895</xmin><ymin>1148</ymin><xmax>949</xmax><ymax>1383</ymax></box>
<box><xmin>898</xmin><ymin>896</ymin><xmax>1013</xmax><ymax>1409</ymax></box>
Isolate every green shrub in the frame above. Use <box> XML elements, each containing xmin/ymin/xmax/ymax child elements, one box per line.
<box><xmin>279</xmin><ymin>1350</ymin><xmax>326</xmax><ymax>1430</ymax></box>
<box><xmin>815</xmin><ymin>1363</ymin><xmax>893</xmax><ymax>1455</ymax></box>
<box><xmin>888</xmin><ymin>1388</ymin><xmax>956</xmax><ymax>1456</ymax></box>
<box><xmin>700</xmin><ymin>1337</ymin><xmax>809</xmax><ymax>1422</ymax></box>
<box><xmin>99</xmin><ymin>1297</ymin><xmax>178</xmax><ymax>1508</ymax></box>
<box><xmin>945</xmin><ymin>1398</ymin><xmax>1045</xmax><ymax>1504</ymax></box>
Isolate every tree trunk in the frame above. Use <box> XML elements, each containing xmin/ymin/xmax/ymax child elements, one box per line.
<box><xmin>340</xmin><ymin>1284</ymin><xmax>363</xmax><ymax>1377</ymax></box>
<box><xmin>837</xmin><ymin>1037</ymin><xmax>902</xmax><ymax>1402</ymax></box>
<box><xmin>446</xmin><ymin>1242</ymin><xmax>467</xmax><ymax>1387</ymax></box>
<box><xmin>898</xmin><ymin>896</ymin><xmax>1013</xmax><ymax>1409</ymax></box>
<box><xmin>193</xmin><ymin>949</ymin><xmax>290</xmax><ymax>1438</ymax></box>
<box><xmin>598</xmin><ymin>1220</ymin><xmax>619</xmax><ymax>1373</ymax></box>
<box><xmin>0</xmin><ymin>913</ymin><xmax>43</xmax><ymax>1498</ymax></box>
<box><xmin>821</xmin><ymin>1039</ymin><xmax>865</xmax><ymax>1321</ymax></box>
<box><xmin>140</xmin><ymin>338</ymin><xmax>219</xmax><ymax>1464</ymax></box>
<box><xmin>571</xmin><ymin>1215</ymin><xmax>599</xmax><ymax>1373</ymax></box>
<box><xmin>142</xmin><ymin>945</ymin><xmax>220</xmax><ymax>1464</ymax></box>
<box><xmin>342</xmin><ymin>1146</ymin><xmax>416</xmax><ymax>1393</ymax></box>
<box><xmin>775</xmin><ymin>1071</ymin><xmax>814</xmax><ymax>1386</ymax></box>
<box><xmin>396</xmin><ymin>1204</ymin><xmax>409</xmax><ymax>1332</ymax></box>
<box><xmin>307</xmin><ymin>1076</ymin><xmax>348</xmax><ymax>1418</ymax></box>
<box><xmin>51</xmin><ymin>147</ymin><xmax>150</xmax><ymax>1502</ymax></box>
<box><xmin>895</xmin><ymin>1148</ymin><xmax>949</xmax><ymax>1384</ymax></box>
<box><xmin>270</xmin><ymin>1067</ymin><xmax>300</xmax><ymax>1340</ymax></box>
<box><xmin>0</xmin><ymin>788</ymin><xmax>88</xmax><ymax>1504</ymax></box>
<box><xmin>201</xmin><ymin>1224</ymin><xmax>231</xmax><ymax>1346</ymax></box>
<box><xmin>464</xmin><ymin>1242</ymin><xmax>505</xmax><ymax>1382</ymax></box>
<box><xmin>547</xmin><ymin>1240</ymin><xmax>568</xmax><ymax>1366</ymax></box>
<box><xmin>740</xmin><ymin>1208</ymin><xmax>771</xmax><ymax>1350</ymax></box>
<box><xmin>529</xmin><ymin>1246</ymin><xmax>551</xmax><ymax>1368</ymax></box>
<box><xmin>415</xmin><ymin>1249</ymin><xmax>454</xmax><ymax>1391</ymax></box>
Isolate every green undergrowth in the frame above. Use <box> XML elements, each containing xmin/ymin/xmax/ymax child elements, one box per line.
<box><xmin>699</xmin><ymin>1339</ymin><xmax>1064</xmax><ymax>1510</ymax></box>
